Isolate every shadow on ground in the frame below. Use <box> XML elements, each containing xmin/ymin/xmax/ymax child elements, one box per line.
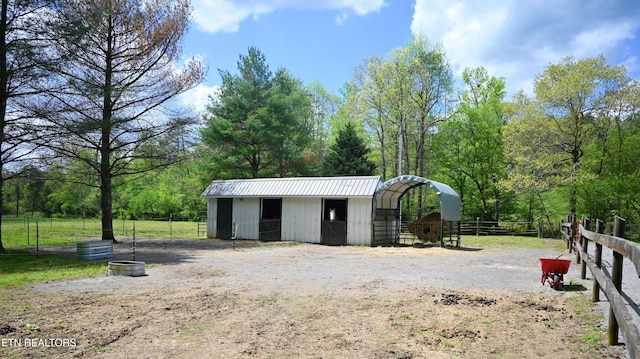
<box><xmin>22</xmin><ymin>238</ymin><xmax>293</xmax><ymax>266</ymax></box>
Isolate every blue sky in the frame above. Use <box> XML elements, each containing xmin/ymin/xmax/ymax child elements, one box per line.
<box><xmin>179</xmin><ymin>0</ymin><xmax>640</xmax><ymax>113</ymax></box>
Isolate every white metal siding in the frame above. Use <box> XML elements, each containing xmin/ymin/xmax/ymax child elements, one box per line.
<box><xmin>347</xmin><ymin>198</ymin><xmax>373</xmax><ymax>246</ymax></box>
<box><xmin>281</xmin><ymin>198</ymin><xmax>321</xmax><ymax>243</ymax></box>
<box><xmin>234</xmin><ymin>198</ymin><xmax>260</xmax><ymax>240</ymax></box>
<box><xmin>207</xmin><ymin>198</ymin><xmax>217</xmax><ymax>238</ymax></box>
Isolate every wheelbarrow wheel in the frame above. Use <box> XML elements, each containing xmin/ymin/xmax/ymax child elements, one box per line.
<box><xmin>553</xmin><ymin>274</ymin><xmax>562</xmax><ymax>290</ymax></box>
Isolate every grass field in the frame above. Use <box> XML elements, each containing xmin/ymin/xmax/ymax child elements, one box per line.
<box><xmin>0</xmin><ymin>251</ymin><xmax>106</xmax><ymax>287</ymax></box>
<box><xmin>1</xmin><ymin>216</ymin><xmax>205</xmax><ymax>248</ymax></box>
<box><xmin>460</xmin><ymin>234</ymin><xmax>567</xmax><ymax>251</ymax></box>
<box><xmin>0</xmin><ymin>217</ymin><xmax>207</xmax><ymax>288</ymax></box>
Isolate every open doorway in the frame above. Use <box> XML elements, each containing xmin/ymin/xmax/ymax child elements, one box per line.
<box><xmin>216</xmin><ymin>198</ymin><xmax>233</xmax><ymax>239</ymax></box>
<box><xmin>259</xmin><ymin>198</ymin><xmax>282</xmax><ymax>241</ymax></box>
<box><xmin>322</xmin><ymin>199</ymin><xmax>347</xmax><ymax>245</ymax></box>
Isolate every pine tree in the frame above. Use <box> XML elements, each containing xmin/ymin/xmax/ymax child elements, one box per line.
<box><xmin>323</xmin><ymin>122</ymin><xmax>376</xmax><ymax>176</ymax></box>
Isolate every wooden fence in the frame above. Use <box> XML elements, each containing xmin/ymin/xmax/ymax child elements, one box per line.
<box><xmin>561</xmin><ymin>214</ymin><xmax>640</xmax><ymax>359</ymax></box>
<box><xmin>459</xmin><ymin>218</ymin><xmax>558</xmax><ymax>238</ymax></box>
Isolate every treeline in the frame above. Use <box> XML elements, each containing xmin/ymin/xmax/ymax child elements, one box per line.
<box><xmin>2</xmin><ymin>2</ymin><xmax>639</xmax><ymax>250</ymax></box>
<box><xmin>201</xmin><ymin>37</ymin><xmax>640</xmax><ymax>227</ymax></box>
<box><xmin>2</xmin><ymin>158</ymin><xmax>207</xmax><ymax>221</ymax></box>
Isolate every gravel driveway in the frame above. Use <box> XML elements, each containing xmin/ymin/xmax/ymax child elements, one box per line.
<box><xmin>10</xmin><ymin>238</ymin><xmax>629</xmax><ymax>358</ymax></box>
<box><xmin>34</xmin><ymin>237</ymin><xmax>580</xmax><ymax>294</ymax></box>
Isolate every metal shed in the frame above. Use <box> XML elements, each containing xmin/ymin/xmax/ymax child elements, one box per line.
<box><xmin>202</xmin><ymin>175</ymin><xmax>461</xmax><ymax>246</ymax></box>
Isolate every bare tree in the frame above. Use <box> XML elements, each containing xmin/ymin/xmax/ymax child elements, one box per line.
<box><xmin>35</xmin><ymin>0</ymin><xmax>205</xmax><ymax>241</ymax></box>
<box><xmin>0</xmin><ymin>0</ymin><xmax>56</xmax><ymax>252</ymax></box>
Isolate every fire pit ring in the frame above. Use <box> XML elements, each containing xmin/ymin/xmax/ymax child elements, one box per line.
<box><xmin>107</xmin><ymin>261</ymin><xmax>146</xmax><ymax>277</ymax></box>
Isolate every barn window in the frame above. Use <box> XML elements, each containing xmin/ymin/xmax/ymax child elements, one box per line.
<box><xmin>324</xmin><ymin>199</ymin><xmax>347</xmax><ymax>222</ymax></box>
<box><xmin>261</xmin><ymin>198</ymin><xmax>282</xmax><ymax>220</ymax></box>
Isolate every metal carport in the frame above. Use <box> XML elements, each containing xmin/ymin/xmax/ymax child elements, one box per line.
<box><xmin>372</xmin><ymin>175</ymin><xmax>461</xmax><ymax>246</ymax></box>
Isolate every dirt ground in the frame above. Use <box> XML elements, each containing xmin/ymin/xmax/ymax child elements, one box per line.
<box><xmin>0</xmin><ymin>238</ymin><xmax>629</xmax><ymax>358</ymax></box>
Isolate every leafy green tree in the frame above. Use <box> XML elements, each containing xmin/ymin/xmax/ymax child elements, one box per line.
<box><xmin>202</xmin><ymin>46</ymin><xmax>313</xmax><ymax>178</ymax></box>
<box><xmin>351</xmin><ymin>36</ymin><xmax>453</xmax><ymax>217</ymax></box>
<box><xmin>533</xmin><ymin>55</ymin><xmax>626</xmax><ymax>215</ymax></box>
<box><xmin>36</xmin><ymin>0</ymin><xmax>204</xmax><ymax>241</ymax></box>
<box><xmin>304</xmin><ymin>80</ymin><xmax>338</xmax><ymax>175</ymax></box>
<box><xmin>502</xmin><ymin>91</ymin><xmax>568</xmax><ymax>230</ymax></box>
<box><xmin>323</xmin><ymin>121</ymin><xmax>376</xmax><ymax>176</ymax></box>
<box><xmin>576</xmin><ymin>77</ymin><xmax>640</xmax><ymax>222</ymax></box>
<box><xmin>352</xmin><ymin>56</ymin><xmax>393</xmax><ymax>178</ymax></box>
<box><xmin>116</xmin><ymin>155</ymin><xmax>206</xmax><ymax>220</ymax></box>
<box><xmin>435</xmin><ymin>67</ymin><xmax>507</xmax><ymax>221</ymax></box>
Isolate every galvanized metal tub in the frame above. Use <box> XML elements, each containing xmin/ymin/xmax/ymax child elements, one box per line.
<box><xmin>77</xmin><ymin>240</ymin><xmax>113</xmax><ymax>260</ymax></box>
<box><xmin>107</xmin><ymin>261</ymin><xmax>146</xmax><ymax>277</ymax></box>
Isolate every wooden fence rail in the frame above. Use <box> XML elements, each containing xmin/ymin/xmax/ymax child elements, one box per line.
<box><xmin>562</xmin><ymin>214</ymin><xmax>640</xmax><ymax>359</ymax></box>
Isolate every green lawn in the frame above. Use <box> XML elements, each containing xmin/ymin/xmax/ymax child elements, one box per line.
<box><xmin>0</xmin><ymin>250</ymin><xmax>106</xmax><ymax>288</ymax></box>
<box><xmin>1</xmin><ymin>217</ymin><xmax>206</xmax><ymax>288</ymax></box>
<box><xmin>460</xmin><ymin>235</ymin><xmax>567</xmax><ymax>251</ymax></box>
<box><xmin>1</xmin><ymin>216</ymin><xmax>205</xmax><ymax>247</ymax></box>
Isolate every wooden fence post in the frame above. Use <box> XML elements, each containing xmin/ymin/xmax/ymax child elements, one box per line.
<box><xmin>572</xmin><ymin>214</ymin><xmax>580</xmax><ymax>262</ymax></box>
<box><xmin>592</xmin><ymin>219</ymin><xmax>604</xmax><ymax>303</ymax></box>
<box><xmin>608</xmin><ymin>216</ymin><xmax>626</xmax><ymax>346</ymax></box>
<box><xmin>563</xmin><ymin>215</ymin><xmax>569</xmax><ymax>249</ymax></box>
<box><xmin>581</xmin><ymin>216</ymin><xmax>589</xmax><ymax>279</ymax></box>
<box><xmin>476</xmin><ymin>217</ymin><xmax>480</xmax><ymax>236</ymax></box>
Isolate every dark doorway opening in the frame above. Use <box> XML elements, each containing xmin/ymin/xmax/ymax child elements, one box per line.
<box><xmin>260</xmin><ymin>198</ymin><xmax>282</xmax><ymax>241</ymax></box>
<box><xmin>217</xmin><ymin>198</ymin><xmax>233</xmax><ymax>239</ymax></box>
<box><xmin>322</xmin><ymin>199</ymin><xmax>347</xmax><ymax>245</ymax></box>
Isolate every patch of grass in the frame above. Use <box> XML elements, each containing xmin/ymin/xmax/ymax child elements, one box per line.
<box><xmin>1</xmin><ymin>216</ymin><xmax>203</xmax><ymax>248</ymax></box>
<box><xmin>0</xmin><ymin>250</ymin><xmax>106</xmax><ymax>288</ymax></box>
<box><xmin>568</xmin><ymin>294</ymin><xmax>606</xmax><ymax>346</ymax></box>
<box><xmin>460</xmin><ymin>235</ymin><xmax>566</xmax><ymax>251</ymax></box>
<box><xmin>178</xmin><ymin>325</ymin><xmax>209</xmax><ymax>335</ymax></box>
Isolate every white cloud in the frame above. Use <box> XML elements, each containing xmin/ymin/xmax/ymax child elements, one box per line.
<box><xmin>411</xmin><ymin>0</ymin><xmax>640</xmax><ymax>96</ymax></box>
<box><xmin>191</xmin><ymin>0</ymin><xmax>386</xmax><ymax>33</ymax></box>
<box><xmin>178</xmin><ymin>84</ymin><xmax>220</xmax><ymax>115</ymax></box>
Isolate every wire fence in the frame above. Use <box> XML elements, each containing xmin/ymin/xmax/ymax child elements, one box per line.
<box><xmin>2</xmin><ymin>215</ymin><xmax>208</xmax><ymax>248</ymax></box>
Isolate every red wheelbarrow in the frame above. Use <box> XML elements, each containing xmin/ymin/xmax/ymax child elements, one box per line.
<box><xmin>539</xmin><ymin>258</ymin><xmax>571</xmax><ymax>290</ymax></box>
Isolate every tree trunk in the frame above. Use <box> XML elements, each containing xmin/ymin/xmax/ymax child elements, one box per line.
<box><xmin>0</xmin><ymin>0</ymin><xmax>7</xmax><ymax>252</ymax></box>
<box><xmin>537</xmin><ymin>189</ymin><xmax>556</xmax><ymax>238</ymax></box>
<box><xmin>100</xmin><ymin>136</ymin><xmax>115</xmax><ymax>241</ymax></box>
<box><xmin>0</xmin><ymin>177</ymin><xmax>4</xmax><ymax>252</ymax></box>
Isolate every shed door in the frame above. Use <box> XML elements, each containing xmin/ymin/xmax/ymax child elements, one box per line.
<box><xmin>259</xmin><ymin>198</ymin><xmax>282</xmax><ymax>241</ymax></box>
<box><xmin>217</xmin><ymin>198</ymin><xmax>233</xmax><ymax>239</ymax></box>
<box><xmin>322</xmin><ymin>199</ymin><xmax>347</xmax><ymax>245</ymax></box>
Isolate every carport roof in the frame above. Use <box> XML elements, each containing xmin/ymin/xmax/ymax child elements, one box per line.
<box><xmin>202</xmin><ymin>176</ymin><xmax>383</xmax><ymax>198</ymax></box>
<box><xmin>375</xmin><ymin>175</ymin><xmax>461</xmax><ymax>222</ymax></box>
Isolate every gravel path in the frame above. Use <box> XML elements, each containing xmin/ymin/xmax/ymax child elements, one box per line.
<box><xmin>34</xmin><ymin>237</ymin><xmax>583</xmax><ymax>295</ymax></box>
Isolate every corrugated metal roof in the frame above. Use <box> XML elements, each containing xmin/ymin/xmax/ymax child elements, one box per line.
<box><xmin>202</xmin><ymin>176</ymin><xmax>383</xmax><ymax>198</ymax></box>
<box><xmin>374</xmin><ymin>175</ymin><xmax>461</xmax><ymax>221</ymax></box>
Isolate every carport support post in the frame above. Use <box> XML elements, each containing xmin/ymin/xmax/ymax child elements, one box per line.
<box><xmin>608</xmin><ymin>216</ymin><xmax>626</xmax><ymax>346</ymax></box>
<box><xmin>592</xmin><ymin>219</ymin><xmax>604</xmax><ymax>303</ymax></box>
<box><xmin>439</xmin><ymin>219</ymin><xmax>444</xmax><ymax>247</ymax></box>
